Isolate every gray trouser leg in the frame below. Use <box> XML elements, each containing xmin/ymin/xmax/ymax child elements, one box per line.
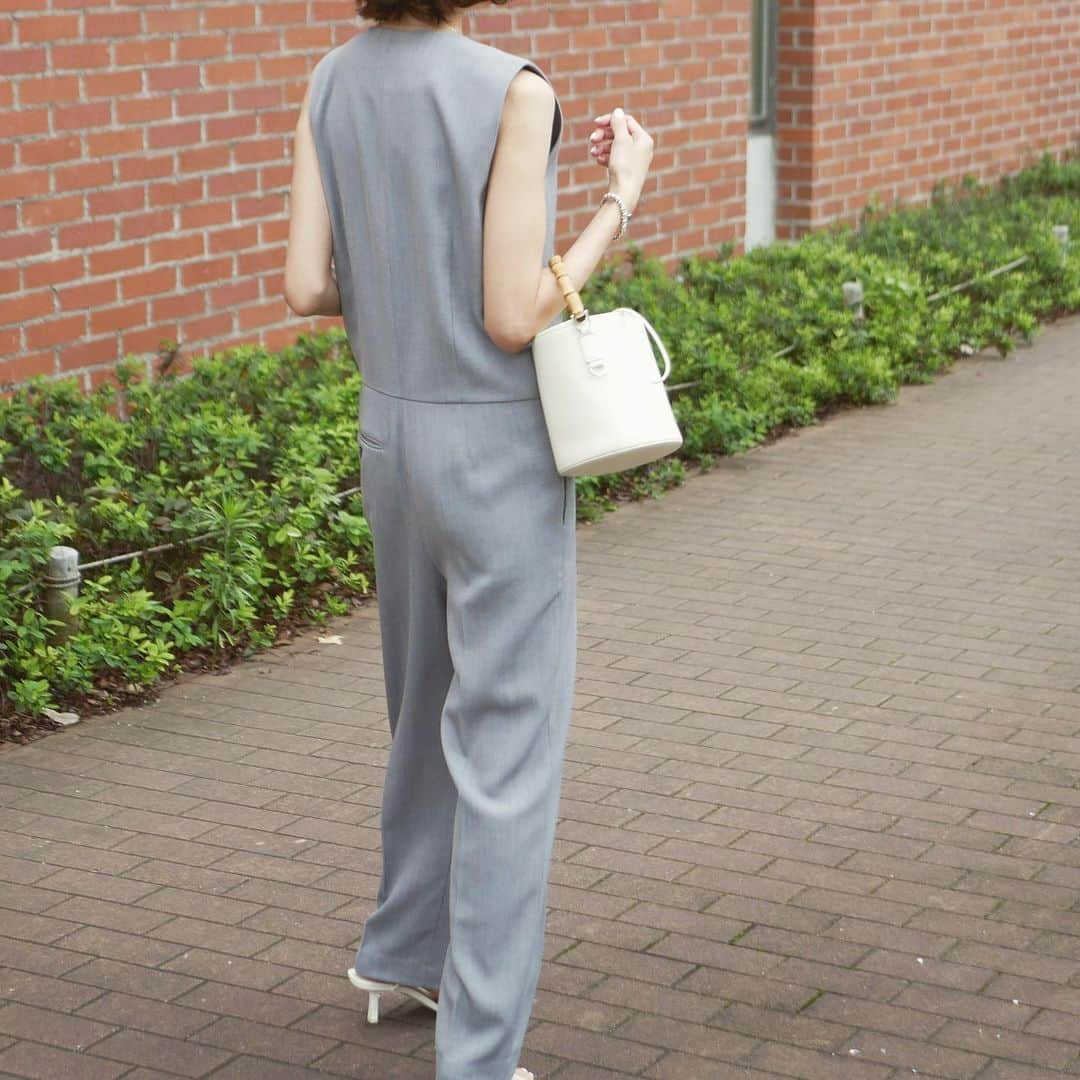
<box><xmin>353</xmin><ymin>436</ymin><xmax>457</xmax><ymax>988</ymax></box>
<box><xmin>352</xmin><ymin>393</ymin><xmax>577</xmax><ymax>1080</ymax></box>
<box><xmin>434</xmin><ymin>538</ymin><xmax>576</xmax><ymax>1080</ymax></box>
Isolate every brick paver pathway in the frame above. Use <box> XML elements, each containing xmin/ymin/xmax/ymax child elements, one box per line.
<box><xmin>2</xmin><ymin>314</ymin><xmax>1080</xmax><ymax>1079</ymax></box>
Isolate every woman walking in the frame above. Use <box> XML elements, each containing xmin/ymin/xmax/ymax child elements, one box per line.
<box><xmin>284</xmin><ymin>3</ymin><xmax>654</xmax><ymax>1077</ymax></box>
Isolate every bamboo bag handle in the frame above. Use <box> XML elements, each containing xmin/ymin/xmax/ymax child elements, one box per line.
<box><xmin>549</xmin><ymin>254</ymin><xmax>587</xmax><ymax>322</ymax></box>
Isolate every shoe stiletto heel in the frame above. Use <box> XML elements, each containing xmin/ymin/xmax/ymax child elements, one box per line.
<box><xmin>347</xmin><ymin>968</ymin><xmax>439</xmax><ymax>1024</ymax></box>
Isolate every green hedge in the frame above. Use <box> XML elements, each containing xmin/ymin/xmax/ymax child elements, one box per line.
<box><xmin>1</xmin><ymin>150</ymin><xmax>1078</xmax><ymax>727</ymax></box>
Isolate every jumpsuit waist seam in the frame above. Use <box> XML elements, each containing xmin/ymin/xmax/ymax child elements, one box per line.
<box><xmin>363</xmin><ymin>383</ymin><xmax>540</xmax><ymax>405</ymax></box>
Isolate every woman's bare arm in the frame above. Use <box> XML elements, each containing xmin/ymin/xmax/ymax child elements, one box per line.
<box><xmin>483</xmin><ymin>71</ymin><xmax>629</xmax><ymax>354</ymax></box>
<box><xmin>284</xmin><ymin>72</ymin><xmax>342</xmax><ymax>319</ymax></box>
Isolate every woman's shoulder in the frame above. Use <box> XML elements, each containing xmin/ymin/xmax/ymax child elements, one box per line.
<box><xmin>458</xmin><ymin>35</ymin><xmax>553</xmax><ymax>82</ymax></box>
<box><xmin>309</xmin><ymin>40</ymin><xmax>349</xmax><ymax>102</ymax></box>
<box><xmin>310</xmin><ymin>32</ymin><xmax>554</xmax><ymax>110</ymax></box>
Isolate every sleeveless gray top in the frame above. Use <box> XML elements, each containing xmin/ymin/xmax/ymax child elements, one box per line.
<box><xmin>308</xmin><ymin>26</ymin><xmax>564</xmax><ymax>403</ymax></box>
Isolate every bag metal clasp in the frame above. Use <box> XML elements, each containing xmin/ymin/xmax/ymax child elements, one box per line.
<box><xmin>573</xmin><ymin>309</ymin><xmax>608</xmax><ymax>376</ymax></box>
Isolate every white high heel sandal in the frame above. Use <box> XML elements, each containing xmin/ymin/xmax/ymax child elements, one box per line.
<box><xmin>512</xmin><ymin>1070</ymin><xmax>535</xmax><ymax>1079</ymax></box>
<box><xmin>347</xmin><ymin>967</ymin><xmax>439</xmax><ymax>1024</ymax></box>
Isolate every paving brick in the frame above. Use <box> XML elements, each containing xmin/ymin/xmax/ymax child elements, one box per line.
<box><xmin>731</xmin><ymin>831</ymin><xmax>853</xmax><ymax>867</ymax></box>
<box><xmin>66</xmin><ymin>958</ymin><xmax>202</xmax><ymax>1002</ymax></box>
<box><xmin>758</xmin><ymin>858</ymin><xmax>884</xmax><ymax>896</ymax></box>
<box><xmin>0</xmin><ymin>910</ymin><xmax>80</xmax><ymax>945</ymax></box>
<box><xmin>189</xmin><ymin>1014</ymin><xmax>337</xmax><ymax>1064</ymax></box>
<box><xmin>134</xmin><ymin>885</ymin><xmax>265</xmax><ymax>925</ymax></box>
<box><xmin>0</xmin><ymin>854</ymin><xmax>55</xmax><ymax>887</ymax></box>
<box><xmin>290</xmin><ymin>1004</ymin><xmax>428</xmax><ymax>1055</ymax></box>
<box><xmin>534</xmin><ymin>987</ymin><xmax>640</xmax><ymax>1034</ymax></box>
<box><xmin>1</xmin><ymin>318</ymin><xmax>1079</xmax><ymax>1077</ymax></box>
<box><xmin>309</xmin><ymin>1042</ymin><xmax>440</xmax><ymax>1078</ymax></box>
<box><xmin>11</xmin><ymin>792</ymin><xmax>117</xmax><ymax>826</ymax></box>
<box><xmin>870</xmin><ymin>878</ymin><xmax>997</xmax><ymax>917</ymax></box>
<box><xmin>116</xmin><ymin>1070</ymin><xmax>194</xmax><ymax>1080</ymax></box>
<box><xmin>44</xmin><ymin>895</ymin><xmax>173</xmax><ymax>935</ymax></box>
<box><xmin>547</xmin><ymin>909</ymin><xmax>665</xmax><ymax>951</ymax></box>
<box><xmin>677</xmin><ymin>966</ymin><xmax>816</xmax><ymax>1012</ymax></box>
<box><xmin>842</xmin><ymin>850</ymin><xmax>964</xmax><ymax>888</ymax></box>
<box><xmin>822</xmin><ymin>915</ymin><xmax>958</xmax><ymax>958</ymax></box>
<box><xmin>931</xmin><ymin>1017</ymin><xmax>1078</xmax><ymax>1071</ymax></box>
<box><xmin>714</xmin><ymin>1001</ymin><xmax>855</xmax><ymax>1051</ymax></box>
<box><xmin>982</xmin><ymin>974</ymin><xmax>1080</xmax><ymax>1016</ymax></box>
<box><xmin>856</xmin><ymin>948</ymin><xmax>992</xmax><ymax>993</ymax></box>
<box><xmin>555</xmin><ymin>818</ymin><xmax>659</xmax><ymax>854</ymax></box>
<box><xmin>944</xmin><ymin>941</ymin><xmax>1080</xmax><ymax>984</ymax></box>
<box><xmin>253</xmin><ymin>936</ymin><xmax>356</xmax><ymax>976</ymax></box>
<box><xmin>766</xmin><ymin>957</ymin><xmax>904</xmax><ymax>1003</ymax></box>
<box><xmin>734</xmin><ymin>926</ymin><xmax>872</xmax><ymax>969</ymax></box>
<box><xmin>0</xmin><ymin>938</ymin><xmax>87</xmax><ymax>978</ymax></box>
<box><xmin>525</xmin><ymin>1021</ymin><xmax>667</xmax><ymax>1072</ymax></box>
<box><xmin>624</xmin><ymin>1012</ymin><xmax>763</xmax><ymax>1061</ymax></box>
<box><xmin>0</xmin><ymin>1001</ymin><xmax>117</xmax><ymax>1050</ymax></box>
<box><xmin>838</xmin><ymin>1030</ymin><xmax>988</xmax><ymax>1078</ymax></box>
<box><xmin>32</xmin><ymin>867</ymin><xmax>159</xmax><ymax>905</ymax></box>
<box><xmin>92</xmin><ymin>781</ymin><xmax>205</xmax><ymax>816</ymax></box>
<box><xmin>268</xmin><ymin>970</ymin><xmax>367</xmax><ymax>1012</ymax></box>
<box><xmin>546</xmin><ymin>883</ymin><xmax>637</xmax><ymax>920</ymax></box>
<box><xmin>0</xmin><ymin>968</ymin><xmax>105</xmax><ymax>1012</ymax></box>
<box><xmin>803</xmin><ymin>993</ymin><xmax>947</xmax><ymax>1040</ymax></box>
<box><xmin>644</xmin><ymin>1053</ymin><xmax>784</xmax><ymax>1079</ymax></box>
<box><xmin>1022</xmin><ymin>1007</ymin><xmax>1080</xmax><ymax>1046</ymax></box>
<box><xmin>1029</xmin><ymin>928</ymin><xmax>1080</xmax><ymax>964</ymax></box>
<box><xmin>976</xmin><ymin>1061</ymin><xmax>1080</xmax><ymax>1080</ymax></box>
<box><xmin>565</xmin><ymin>845</ymin><xmax>696</xmax><ymax>882</ymax></box>
<box><xmin>75</xmin><ymin>990</ymin><xmax>216</xmax><ymax>1039</ymax></box>
<box><xmin>175</xmin><ymin>980</ymin><xmax>316</xmax><ymax>1026</ymax></box>
<box><xmin>110</xmin><ymin>834</ymin><xmax>227</xmax><ymax>868</ymax></box>
<box><xmin>160</xmin><ymin>947</ymin><xmax>294</xmax><ymax>991</ymax></box>
<box><xmin>558</xmin><ymin>941</ymin><xmax>695</xmax><ymax>986</ymax></box>
<box><xmin>205</xmin><ymin>850</ymin><xmax>336</xmax><ymax>886</ymax></box>
<box><xmin>583</xmin><ymin>974</ymin><xmax>720</xmax><ymax>1023</ymax></box>
<box><xmin>705</xmin><ymin>894</ymin><xmax>834</xmax><ymax>935</ymax></box>
<box><xmin>53</xmin><ymin>925</ymin><xmax>188</xmax><ymax>968</ymax></box>
<box><xmin>103</xmin><ymin>807</ymin><xmax>220</xmax><ymax>841</ymax></box>
<box><xmin>906</xmin><ymin>907</ymin><xmax>1039</xmax><ymax>949</ymax></box>
<box><xmin>892</xmin><ymin>982</ymin><xmax>1036</xmax><ymax>1032</ymax></box>
<box><xmin>788</xmin><ymin>886</ymin><xmax>917</xmax><ymax>927</ymax></box>
<box><xmin>86</xmin><ymin>1028</ymin><xmax>233</xmax><ymax>1077</ymax></box>
<box><xmin>0</xmin><ymin>1040</ymin><xmax>128</xmax><ymax>1079</ymax></box>
<box><xmin>151</xmin><ymin>916</ymin><xmax>282</xmax><ymax>959</ymax></box>
<box><xmin>775</xmin><ymin>800</ymin><xmax>895</xmax><ymax>833</ymax></box>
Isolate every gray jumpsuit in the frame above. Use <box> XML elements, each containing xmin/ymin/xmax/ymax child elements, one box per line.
<box><xmin>308</xmin><ymin>24</ymin><xmax>575</xmax><ymax>1080</ymax></box>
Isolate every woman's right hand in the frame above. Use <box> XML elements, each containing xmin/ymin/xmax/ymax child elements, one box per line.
<box><xmin>589</xmin><ymin>106</ymin><xmax>654</xmax><ymax>212</ymax></box>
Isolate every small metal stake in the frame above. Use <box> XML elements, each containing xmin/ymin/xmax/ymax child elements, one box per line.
<box><xmin>843</xmin><ymin>280</ymin><xmax>865</xmax><ymax>324</ymax></box>
<box><xmin>44</xmin><ymin>546</ymin><xmax>81</xmax><ymax>642</ymax></box>
<box><xmin>1053</xmin><ymin>224</ymin><xmax>1070</xmax><ymax>266</ymax></box>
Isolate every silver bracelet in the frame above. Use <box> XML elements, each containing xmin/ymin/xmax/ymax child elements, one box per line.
<box><xmin>600</xmin><ymin>191</ymin><xmax>632</xmax><ymax>242</ymax></box>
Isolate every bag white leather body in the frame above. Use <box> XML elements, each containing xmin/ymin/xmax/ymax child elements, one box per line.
<box><xmin>532</xmin><ymin>305</ymin><xmax>684</xmax><ymax>477</ymax></box>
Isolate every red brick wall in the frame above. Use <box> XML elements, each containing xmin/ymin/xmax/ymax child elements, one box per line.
<box><xmin>3</xmin><ymin>0</ymin><xmax>1077</xmax><ymax>394</ymax></box>
<box><xmin>475</xmin><ymin>0</ymin><xmax>747</xmax><ymax>262</ymax></box>
<box><xmin>775</xmin><ymin>0</ymin><xmax>1080</xmax><ymax>238</ymax></box>
<box><xmin>1</xmin><ymin>0</ymin><xmax>745</xmax><ymax>395</ymax></box>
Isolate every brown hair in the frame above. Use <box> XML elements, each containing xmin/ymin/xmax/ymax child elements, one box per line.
<box><xmin>357</xmin><ymin>1</ymin><xmax>507</xmax><ymax>26</ymax></box>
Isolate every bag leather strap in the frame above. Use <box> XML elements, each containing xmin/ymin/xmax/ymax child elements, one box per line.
<box><xmin>632</xmin><ymin>310</ymin><xmax>672</xmax><ymax>383</ymax></box>
<box><xmin>548</xmin><ymin>253</ymin><xmax>672</xmax><ymax>383</ymax></box>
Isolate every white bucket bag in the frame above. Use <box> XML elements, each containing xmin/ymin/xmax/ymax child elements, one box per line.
<box><xmin>530</xmin><ymin>254</ymin><xmax>684</xmax><ymax>477</ymax></box>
